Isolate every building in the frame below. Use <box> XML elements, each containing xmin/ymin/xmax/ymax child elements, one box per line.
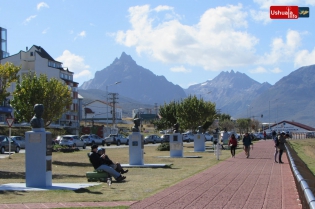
<box><xmin>0</xmin><ymin>45</ymin><xmax>79</xmax><ymax>131</ymax></box>
<box><xmin>82</xmin><ymin>100</ymin><xmax>122</xmax><ymax>126</ymax></box>
<box><xmin>132</xmin><ymin>108</ymin><xmax>159</xmax><ymax>122</ymax></box>
<box><xmin>266</xmin><ymin>120</ymin><xmax>315</xmax><ymax>133</ymax></box>
<box><xmin>0</xmin><ymin>27</ymin><xmax>9</xmax><ymax>59</ymax></box>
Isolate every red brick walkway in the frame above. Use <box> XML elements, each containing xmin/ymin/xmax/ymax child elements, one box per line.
<box><xmin>130</xmin><ymin>140</ymin><xmax>302</xmax><ymax>209</ymax></box>
<box><xmin>0</xmin><ymin>140</ymin><xmax>302</xmax><ymax>209</ymax></box>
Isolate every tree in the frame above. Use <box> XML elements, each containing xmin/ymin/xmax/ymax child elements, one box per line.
<box><xmin>0</xmin><ymin>62</ymin><xmax>20</xmax><ymax>103</ymax></box>
<box><xmin>236</xmin><ymin>118</ymin><xmax>251</xmax><ymax>134</ymax></box>
<box><xmin>11</xmin><ymin>72</ymin><xmax>72</xmax><ymax>127</ymax></box>
<box><xmin>153</xmin><ymin>101</ymin><xmax>178</xmax><ymax>131</ymax></box>
<box><xmin>176</xmin><ymin>95</ymin><xmax>216</xmax><ymax>132</ymax></box>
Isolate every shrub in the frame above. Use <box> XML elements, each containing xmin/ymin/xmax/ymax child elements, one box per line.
<box><xmin>156</xmin><ymin>142</ymin><xmax>170</xmax><ymax>151</ymax></box>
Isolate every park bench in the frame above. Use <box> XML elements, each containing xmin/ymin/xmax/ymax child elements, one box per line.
<box><xmin>86</xmin><ymin>152</ymin><xmax>112</xmax><ymax>182</ymax></box>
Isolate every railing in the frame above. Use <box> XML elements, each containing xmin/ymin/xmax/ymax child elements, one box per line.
<box><xmin>286</xmin><ymin>143</ymin><xmax>315</xmax><ymax>209</ymax></box>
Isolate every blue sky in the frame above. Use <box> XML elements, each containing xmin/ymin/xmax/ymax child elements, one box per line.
<box><xmin>1</xmin><ymin>0</ymin><xmax>314</xmax><ymax>89</ymax></box>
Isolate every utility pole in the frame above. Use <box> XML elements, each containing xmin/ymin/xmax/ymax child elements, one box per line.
<box><xmin>109</xmin><ymin>93</ymin><xmax>119</xmax><ymax>128</ymax></box>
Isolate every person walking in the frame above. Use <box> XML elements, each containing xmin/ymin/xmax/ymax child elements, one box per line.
<box><xmin>263</xmin><ymin>131</ymin><xmax>267</xmax><ymax>140</ymax></box>
<box><xmin>273</xmin><ymin>131</ymin><xmax>279</xmax><ymax>163</ymax></box>
<box><xmin>228</xmin><ymin>134</ymin><xmax>238</xmax><ymax>157</ymax></box>
<box><xmin>277</xmin><ymin>132</ymin><xmax>287</xmax><ymax>163</ymax></box>
<box><xmin>242</xmin><ymin>133</ymin><xmax>252</xmax><ymax>158</ymax></box>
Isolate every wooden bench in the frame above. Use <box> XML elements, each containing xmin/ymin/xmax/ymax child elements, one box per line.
<box><xmin>86</xmin><ymin>169</ymin><xmax>112</xmax><ymax>182</ymax></box>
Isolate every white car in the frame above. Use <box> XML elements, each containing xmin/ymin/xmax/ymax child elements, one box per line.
<box><xmin>204</xmin><ymin>133</ymin><xmax>213</xmax><ymax>141</ymax></box>
<box><xmin>183</xmin><ymin>133</ymin><xmax>194</xmax><ymax>142</ymax></box>
<box><xmin>59</xmin><ymin>135</ymin><xmax>86</xmax><ymax>149</ymax></box>
<box><xmin>81</xmin><ymin>134</ymin><xmax>105</xmax><ymax>146</ymax></box>
<box><xmin>105</xmin><ymin>134</ymin><xmax>129</xmax><ymax>146</ymax></box>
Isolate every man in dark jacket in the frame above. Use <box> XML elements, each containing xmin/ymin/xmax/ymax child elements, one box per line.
<box><xmin>97</xmin><ymin>147</ymin><xmax>128</xmax><ymax>174</ymax></box>
<box><xmin>88</xmin><ymin>144</ymin><xmax>126</xmax><ymax>182</ymax></box>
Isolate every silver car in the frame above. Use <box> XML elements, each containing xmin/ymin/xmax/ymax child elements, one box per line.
<box><xmin>59</xmin><ymin>135</ymin><xmax>86</xmax><ymax>149</ymax></box>
<box><xmin>10</xmin><ymin>136</ymin><xmax>26</xmax><ymax>149</ymax></box>
<box><xmin>81</xmin><ymin>134</ymin><xmax>105</xmax><ymax>146</ymax></box>
<box><xmin>144</xmin><ymin>135</ymin><xmax>162</xmax><ymax>144</ymax></box>
<box><xmin>0</xmin><ymin>135</ymin><xmax>21</xmax><ymax>154</ymax></box>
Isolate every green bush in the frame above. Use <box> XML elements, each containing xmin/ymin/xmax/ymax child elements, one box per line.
<box><xmin>156</xmin><ymin>142</ymin><xmax>170</xmax><ymax>151</ymax></box>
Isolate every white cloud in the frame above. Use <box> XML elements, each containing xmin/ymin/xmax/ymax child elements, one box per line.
<box><xmin>74</xmin><ymin>31</ymin><xmax>86</xmax><ymax>40</ymax></box>
<box><xmin>23</xmin><ymin>15</ymin><xmax>37</xmax><ymax>24</ymax></box>
<box><xmin>259</xmin><ymin>29</ymin><xmax>301</xmax><ymax>65</ymax></box>
<box><xmin>56</xmin><ymin>50</ymin><xmax>92</xmax><ymax>82</ymax></box>
<box><xmin>115</xmin><ymin>4</ymin><xmax>259</xmax><ymax>71</ymax></box>
<box><xmin>154</xmin><ymin>5</ymin><xmax>173</xmax><ymax>12</ymax></box>
<box><xmin>170</xmin><ymin>66</ymin><xmax>191</xmax><ymax>73</ymax></box>
<box><xmin>294</xmin><ymin>47</ymin><xmax>315</xmax><ymax>67</ymax></box>
<box><xmin>42</xmin><ymin>27</ymin><xmax>50</xmax><ymax>34</ymax></box>
<box><xmin>250</xmin><ymin>10</ymin><xmax>271</xmax><ymax>24</ymax></box>
<box><xmin>249</xmin><ymin>66</ymin><xmax>268</xmax><ymax>73</ymax></box>
<box><xmin>253</xmin><ymin>0</ymin><xmax>315</xmax><ymax>9</ymax></box>
<box><xmin>270</xmin><ymin>67</ymin><xmax>282</xmax><ymax>73</ymax></box>
<box><xmin>37</xmin><ymin>2</ymin><xmax>49</xmax><ymax>10</ymax></box>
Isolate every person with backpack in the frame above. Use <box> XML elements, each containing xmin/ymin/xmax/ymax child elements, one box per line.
<box><xmin>228</xmin><ymin>134</ymin><xmax>238</xmax><ymax>158</ymax></box>
<box><xmin>273</xmin><ymin>131</ymin><xmax>280</xmax><ymax>163</ymax></box>
<box><xmin>277</xmin><ymin>132</ymin><xmax>287</xmax><ymax>163</ymax></box>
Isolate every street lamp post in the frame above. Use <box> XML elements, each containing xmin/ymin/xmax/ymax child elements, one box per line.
<box><xmin>269</xmin><ymin>101</ymin><xmax>270</xmax><ymax>131</ymax></box>
<box><xmin>106</xmin><ymin>81</ymin><xmax>121</xmax><ymax>128</ymax></box>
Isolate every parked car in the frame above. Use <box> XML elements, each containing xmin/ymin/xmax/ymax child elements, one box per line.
<box><xmin>104</xmin><ymin>134</ymin><xmax>129</xmax><ymax>146</ymax></box>
<box><xmin>183</xmin><ymin>132</ymin><xmax>194</xmax><ymax>142</ymax></box>
<box><xmin>0</xmin><ymin>135</ymin><xmax>20</xmax><ymax>154</ymax></box>
<box><xmin>81</xmin><ymin>134</ymin><xmax>105</xmax><ymax>146</ymax></box>
<box><xmin>144</xmin><ymin>135</ymin><xmax>162</xmax><ymax>144</ymax></box>
<box><xmin>255</xmin><ymin>132</ymin><xmax>264</xmax><ymax>139</ymax></box>
<box><xmin>204</xmin><ymin>133</ymin><xmax>213</xmax><ymax>141</ymax></box>
<box><xmin>10</xmin><ymin>136</ymin><xmax>25</xmax><ymax>149</ymax></box>
<box><xmin>59</xmin><ymin>135</ymin><xmax>87</xmax><ymax>149</ymax></box>
<box><xmin>161</xmin><ymin>134</ymin><xmax>170</xmax><ymax>143</ymax></box>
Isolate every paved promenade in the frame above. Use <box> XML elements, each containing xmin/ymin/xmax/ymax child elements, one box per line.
<box><xmin>0</xmin><ymin>140</ymin><xmax>302</xmax><ymax>209</ymax></box>
<box><xmin>130</xmin><ymin>140</ymin><xmax>302</xmax><ymax>209</ymax></box>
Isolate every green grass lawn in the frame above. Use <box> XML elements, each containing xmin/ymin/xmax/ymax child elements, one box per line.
<box><xmin>0</xmin><ymin>142</ymin><xmax>238</xmax><ymax>204</ymax></box>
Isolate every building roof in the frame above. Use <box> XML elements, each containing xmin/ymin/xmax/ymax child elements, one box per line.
<box><xmin>270</xmin><ymin>120</ymin><xmax>315</xmax><ymax>131</ymax></box>
<box><xmin>33</xmin><ymin>45</ymin><xmax>60</xmax><ymax>63</ymax></box>
<box><xmin>85</xmin><ymin>100</ymin><xmax>121</xmax><ymax>108</ymax></box>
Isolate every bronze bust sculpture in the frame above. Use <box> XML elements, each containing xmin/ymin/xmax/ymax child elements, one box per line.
<box><xmin>173</xmin><ymin>123</ymin><xmax>179</xmax><ymax>133</ymax></box>
<box><xmin>30</xmin><ymin>104</ymin><xmax>45</xmax><ymax>128</ymax></box>
<box><xmin>132</xmin><ymin>118</ymin><xmax>141</xmax><ymax>132</ymax></box>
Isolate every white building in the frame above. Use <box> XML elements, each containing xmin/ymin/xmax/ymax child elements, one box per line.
<box><xmin>83</xmin><ymin>100</ymin><xmax>122</xmax><ymax>125</ymax></box>
<box><xmin>266</xmin><ymin>120</ymin><xmax>315</xmax><ymax>133</ymax></box>
<box><xmin>0</xmin><ymin>45</ymin><xmax>79</xmax><ymax>129</ymax></box>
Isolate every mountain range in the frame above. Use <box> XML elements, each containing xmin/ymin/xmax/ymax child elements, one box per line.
<box><xmin>79</xmin><ymin>52</ymin><xmax>315</xmax><ymax>127</ymax></box>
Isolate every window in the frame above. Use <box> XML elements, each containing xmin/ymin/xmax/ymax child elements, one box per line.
<box><xmin>30</xmin><ymin>52</ymin><xmax>34</xmax><ymax>56</ymax></box>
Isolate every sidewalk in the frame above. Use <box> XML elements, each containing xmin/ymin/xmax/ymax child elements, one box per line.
<box><xmin>129</xmin><ymin>140</ymin><xmax>302</xmax><ymax>209</ymax></box>
<box><xmin>0</xmin><ymin>140</ymin><xmax>302</xmax><ymax>209</ymax></box>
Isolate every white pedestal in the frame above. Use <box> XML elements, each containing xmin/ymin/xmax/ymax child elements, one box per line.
<box><xmin>194</xmin><ymin>134</ymin><xmax>205</xmax><ymax>152</ymax></box>
<box><xmin>25</xmin><ymin>129</ymin><xmax>52</xmax><ymax>187</ymax></box>
<box><xmin>129</xmin><ymin>132</ymin><xmax>144</xmax><ymax>165</ymax></box>
<box><xmin>170</xmin><ymin>133</ymin><xmax>183</xmax><ymax>157</ymax></box>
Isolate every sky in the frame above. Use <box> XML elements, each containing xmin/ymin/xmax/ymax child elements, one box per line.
<box><xmin>1</xmin><ymin>0</ymin><xmax>315</xmax><ymax>89</ymax></box>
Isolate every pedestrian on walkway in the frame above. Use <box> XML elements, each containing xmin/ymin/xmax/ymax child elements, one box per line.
<box><xmin>273</xmin><ymin>131</ymin><xmax>279</xmax><ymax>163</ymax></box>
<box><xmin>228</xmin><ymin>134</ymin><xmax>238</xmax><ymax>157</ymax></box>
<box><xmin>263</xmin><ymin>131</ymin><xmax>267</xmax><ymax>140</ymax></box>
<box><xmin>277</xmin><ymin>132</ymin><xmax>287</xmax><ymax>163</ymax></box>
<box><xmin>242</xmin><ymin>133</ymin><xmax>252</xmax><ymax>158</ymax></box>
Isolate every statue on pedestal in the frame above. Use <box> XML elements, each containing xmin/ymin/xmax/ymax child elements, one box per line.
<box><xmin>132</xmin><ymin>118</ymin><xmax>141</xmax><ymax>132</ymax></box>
<box><xmin>173</xmin><ymin>123</ymin><xmax>179</xmax><ymax>133</ymax></box>
<box><xmin>30</xmin><ymin>104</ymin><xmax>45</xmax><ymax>128</ymax></box>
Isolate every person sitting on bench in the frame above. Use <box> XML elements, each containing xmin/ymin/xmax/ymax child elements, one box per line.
<box><xmin>88</xmin><ymin>144</ymin><xmax>126</xmax><ymax>182</ymax></box>
<box><xmin>97</xmin><ymin>147</ymin><xmax>128</xmax><ymax>174</ymax></box>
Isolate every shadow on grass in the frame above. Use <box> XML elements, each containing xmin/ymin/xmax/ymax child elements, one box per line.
<box><xmin>52</xmin><ymin>161</ymin><xmax>91</xmax><ymax>167</ymax></box>
<box><xmin>0</xmin><ymin>171</ymin><xmax>84</xmax><ymax>179</ymax></box>
<box><xmin>74</xmin><ymin>188</ymin><xmax>103</xmax><ymax>194</ymax></box>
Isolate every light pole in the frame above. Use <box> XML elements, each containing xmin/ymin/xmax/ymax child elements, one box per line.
<box><xmin>106</xmin><ymin>81</ymin><xmax>121</xmax><ymax>128</ymax></box>
<box><xmin>269</xmin><ymin>101</ymin><xmax>270</xmax><ymax>131</ymax></box>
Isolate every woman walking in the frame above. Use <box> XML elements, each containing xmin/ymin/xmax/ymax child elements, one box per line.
<box><xmin>228</xmin><ymin>134</ymin><xmax>238</xmax><ymax>157</ymax></box>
